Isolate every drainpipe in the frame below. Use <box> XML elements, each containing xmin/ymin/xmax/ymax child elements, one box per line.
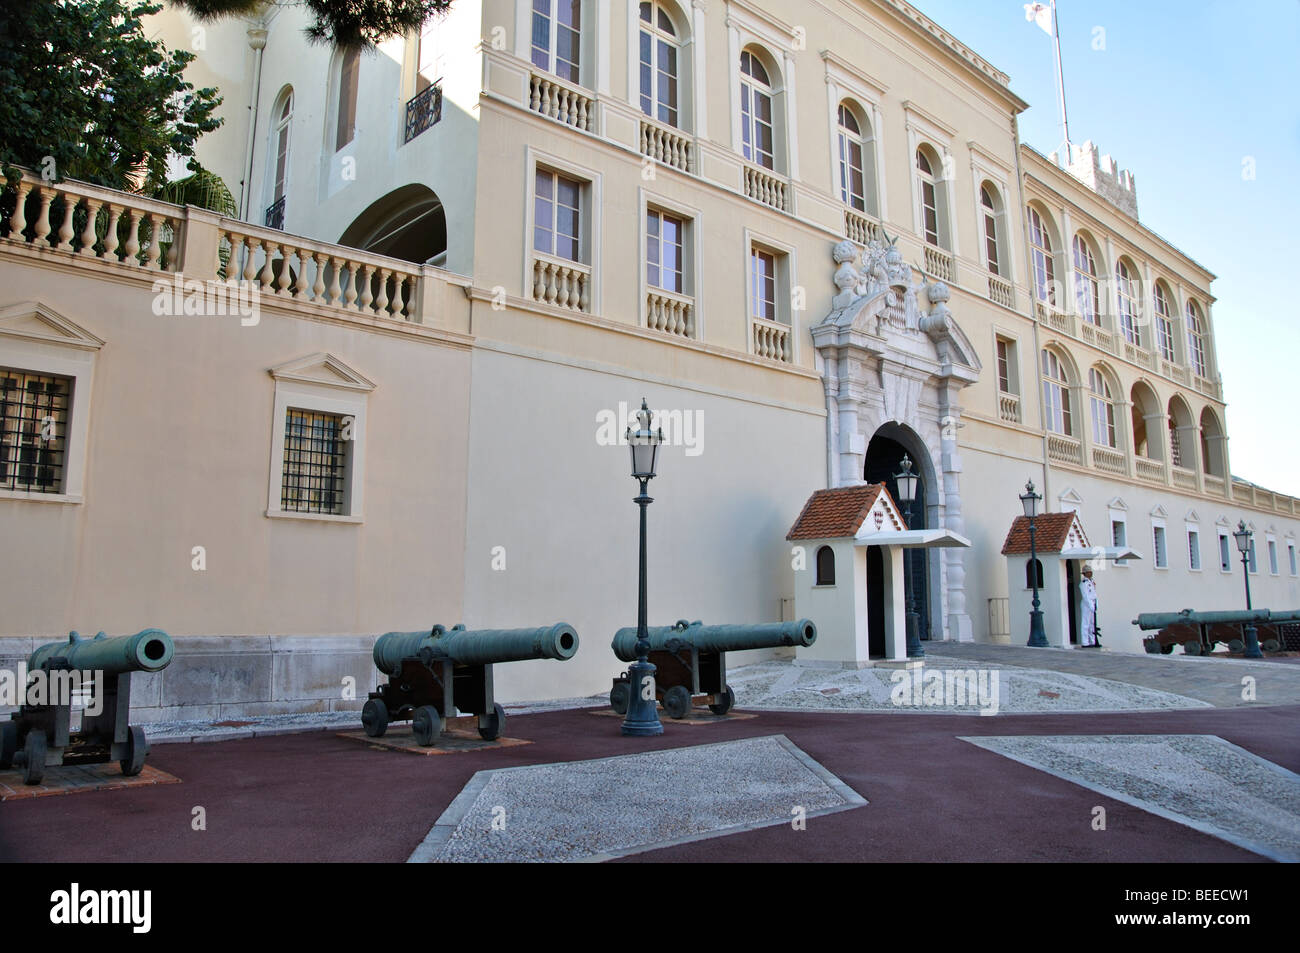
<box><xmin>239</xmin><ymin>25</ymin><xmax>269</xmax><ymax>223</ymax></box>
<box><xmin>1012</xmin><ymin>115</ymin><xmax>1051</xmax><ymax>505</ymax></box>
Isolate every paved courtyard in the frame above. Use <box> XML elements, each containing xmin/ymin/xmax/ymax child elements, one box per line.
<box><xmin>1</xmin><ymin>644</ymin><xmax>1296</xmax><ymax>863</ymax></box>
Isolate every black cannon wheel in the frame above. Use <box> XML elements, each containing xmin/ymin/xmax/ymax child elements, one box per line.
<box><xmin>609</xmin><ymin>680</ymin><xmax>630</xmax><ymax>715</ymax></box>
<box><xmin>1182</xmin><ymin>640</ymin><xmax>1201</xmax><ymax>656</ymax></box>
<box><xmin>22</xmin><ymin>731</ymin><xmax>46</xmax><ymax>786</ymax></box>
<box><xmin>120</xmin><ymin>725</ymin><xmax>148</xmax><ymax>777</ymax></box>
<box><xmin>663</xmin><ymin>685</ymin><xmax>692</xmax><ymax>720</ymax></box>
<box><xmin>412</xmin><ymin>705</ymin><xmax>441</xmax><ymax>746</ymax></box>
<box><xmin>478</xmin><ymin>703</ymin><xmax>506</xmax><ymax>741</ymax></box>
<box><xmin>1228</xmin><ymin>639</ymin><xmax>1244</xmax><ymax>653</ymax></box>
<box><xmin>708</xmin><ymin>685</ymin><xmax>736</xmax><ymax>716</ymax></box>
<box><xmin>362</xmin><ymin>698</ymin><xmax>389</xmax><ymax>738</ymax></box>
<box><xmin>0</xmin><ymin>722</ymin><xmax>16</xmax><ymax>769</ymax></box>
<box><xmin>1160</xmin><ymin>643</ymin><xmax>1174</xmax><ymax>655</ymax></box>
<box><xmin>1262</xmin><ymin>639</ymin><xmax>1280</xmax><ymax>652</ymax></box>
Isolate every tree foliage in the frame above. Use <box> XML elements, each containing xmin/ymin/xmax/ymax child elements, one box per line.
<box><xmin>170</xmin><ymin>0</ymin><xmax>454</xmax><ymax>49</ymax></box>
<box><xmin>0</xmin><ymin>0</ymin><xmax>223</xmax><ymax>191</ymax></box>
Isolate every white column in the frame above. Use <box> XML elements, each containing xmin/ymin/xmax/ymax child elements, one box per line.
<box><xmin>783</xmin><ymin>50</ymin><xmax>799</xmax><ymax>180</ymax></box>
<box><xmin>727</xmin><ymin>21</ymin><xmax>741</xmax><ymax>153</ymax></box>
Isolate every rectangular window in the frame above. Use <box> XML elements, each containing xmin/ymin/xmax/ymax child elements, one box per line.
<box><xmin>1289</xmin><ymin>541</ymin><xmax>1297</xmax><ymax>576</ymax></box>
<box><xmin>646</xmin><ymin>208</ymin><xmax>684</xmax><ymax>294</ymax></box>
<box><xmin>1112</xmin><ymin>519</ymin><xmax>1127</xmax><ymax>566</ymax></box>
<box><xmin>920</xmin><ymin>180</ymin><xmax>939</xmax><ymax>246</ymax></box>
<box><xmin>336</xmin><ymin>49</ymin><xmax>359</xmax><ymax>151</ymax></box>
<box><xmin>1268</xmin><ymin>539</ymin><xmax>1279</xmax><ymax>575</ymax></box>
<box><xmin>281</xmin><ymin>409</ymin><xmax>350</xmax><ymax>515</ymax></box>
<box><xmin>0</xmin><ymin>368</ymin><xmax>71</xmax><ymax>494</ymax></box>
<box><xmin>1248</xmin><ymin>539</ymin><xmax>1257</xmax><ymax>574</ymax></box>
<box><xmin>532</xmin><ymin>0</ymin><xmax>581</xmax><ymax>84</ymax></box>
<box><xmin>534</xmin><ymin>169</ymin><xmax>582</xmax><ymax>261</ymax></box>
<box><xmin>996</xmin><ymin>338</ymin><xmax>1012</xmax><ymax>393</ymax></box>
<box><xmin>1219</xmin><ymin>532</ymin><xmax>1232</xmax><ymax>572</ymax></box>
<box><xmin>750</xmin><ymin>247</ymin><xmax>777</xmax><ymax>323</ymax></box>
<box><xmin>1187</xmin><ymin>529</ymin><xmax>1200</xmax><ymax>570</ymax></box>
<box><xmin>1153</xmin><ymin>525</ymin><xmax>1168</xmax><ymax>569</ymax></box>
<box><xmin>984</xmin><ymin>212</ymin><xmax>1000</xmax><ymax>275</ymax></box>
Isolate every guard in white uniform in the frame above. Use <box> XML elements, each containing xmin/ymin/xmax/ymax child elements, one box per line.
<box><xmin>1079</xmin><ymin>566</ymin><xmax>1098</xmax><ymax>647</ymax></box>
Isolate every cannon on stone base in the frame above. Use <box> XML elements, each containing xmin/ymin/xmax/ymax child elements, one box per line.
<box><xmin>609</xmin><ymin>619</ymin><xmax>816</xmax><ymax>719</ymax></box>
<box><xmin>1134</xmin><ymin>609</ymin><xmax>1287</xmax><ymax>655</ymax></box>
<box><xmin>363</xmin><ymin>623</ymin><xmax>579</xmax><ymax>745</ymax></box>
<box><xmin>1</xmin><ymin>629</ymin><xmax>174</xmax><ymax>785</ymax></box>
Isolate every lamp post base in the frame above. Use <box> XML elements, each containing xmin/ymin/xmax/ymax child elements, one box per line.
<box><xmin>1027</xmin><ymin>610</ymin><xmax>1049</xmax><ymax>647</ymax></box>
<box><xmin>620</xmin><ymin>659</ymin><xmax>664</xmax><ymax>736</ymax></box>
<box><xmin>905</xmin><ymin>611</ymin><xmax>924</xmax><ymax>658</ymax></box>
<box><xmin>1242</xmin><ymin>624</ymin><xmax>1264</xmax><ymax>660</ymax></box>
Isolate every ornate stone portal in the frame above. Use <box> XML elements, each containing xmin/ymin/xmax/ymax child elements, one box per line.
<box><xmin>813</xmin><ymin>237</ymin><xmax>981</xmax><ymax>641</ymax></box>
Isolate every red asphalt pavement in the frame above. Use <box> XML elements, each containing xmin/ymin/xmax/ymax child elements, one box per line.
<box><xmin>1</xmin><ymin>704</ymin><xmax>1296</xmax><ymax>863</ymax></box>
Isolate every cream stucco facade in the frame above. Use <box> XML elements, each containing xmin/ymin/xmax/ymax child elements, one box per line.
<box><xmin>2</xmin><ymin>0</ymin><xmax>1297</xmax><ymax>719</ymax></box>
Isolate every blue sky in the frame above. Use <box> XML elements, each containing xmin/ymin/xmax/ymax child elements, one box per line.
<box><xmin>905</xmin><ymin>0</ymin><xmax>1300</xmax><ymax>497</ymax></box>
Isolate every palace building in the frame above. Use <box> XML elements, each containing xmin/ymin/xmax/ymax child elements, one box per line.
<box><xmin>2</xmin><ymin>0</ymin><xmax>1296</xmax><ymax>719</ymax></box>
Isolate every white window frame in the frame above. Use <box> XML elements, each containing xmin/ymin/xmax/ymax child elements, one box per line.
<box><xmin>1152</xmin><ymin>518</ymin><xmax>1168</xmax><ymax>570</ymax></box>
<box><xmin>1109</xmin><ymin>499</ymin><xmax>1129</xmax><ymax>567</ymax></box>
<box><xmin>637</xmin><ymin>0</ymin><xmax>683</xmax><ymax>128</ymax></box>
<box><xmin>1287</xmin><ymin>538</ymin><xmax>1297</xmax><ymax>576</ymax></box>
<box><xmin>1088</xmin><ymin>367</ymin><xmax>1116</xmax><ymax>449</ymax></box>
<box><xmin>1027</xmin><ymin>205</ymin><xmax>1058</xmax><ymax>307</ymax></box>
<box><xmin>1218</xmin><ymin>525</ymin><xmax>1232</xmax><ymax>573</ymax></box>
<box><xmin>1267</xmin><ymin>535</ymin><xmax>1279</xmax><ymax>575</ymax></box>
<box><xmin>1116</xmin><ymin>258</ymin><xmax>1141</xmax><ymax>346</ymax></box>
<box><xmin>266</xmin><ymin>354</ymin><xmax>374</xmax><ymax>523</ymax></box>
<box><xmin>268</xmin><ymin>87</ymin><xmax>293</xmax><ymax>211</ymax></box>
<box><xmin>823</xmin><ymin>53</ymin><xmax>885</xmax><ymax>221</ymax></box>
<box><xmin>726</xmin><ymin>5</ymin><xmax>799</xmax><ymax>179</ymax></box>
<box><xmin>968</xmin><ymin>146</ymin><xmax>1014</xmax><ymax>283</ymax></box>
<box><xmin>0</xmin><ymin>302</ymin><xmax>102</xmax><ymax>505</ymax></box>
<box><xmin>639</xmin><ymin>187</ymin><xmax>701</xmax><ymax>334</ymax></box>
<box><xmin>523</xmin><ymin>147</ymin><xmax>602</xmax><ymax>313</ymax></box>
<box><xmin>529</xmin><ymin>0</ymin><xmax>583</xmax><ymax>85</ymax></box>
<box><xmin>1186</xmin><ymin>522</ymin><xmax>1201</xmax><ymax>572</ymax></box>
<box><xmin>1153</xmin><ymin>282</ymin><xmax>1176</xmax><ymax>363</ymax></box>
<box><xmin>903</xmin><ymin>103</ymin><xmax>956</xmax><ymax>255</ymax></box>
<box><xmin>744</xmin><ymin>226</ymin><xmax>796</xmax><ymax>358</ymax></box>
<box><xmin>1072</xmin><ymin>234</ymin><xmax>1100</xmax><ymax>327</ymax></box>
<box><xmin>1041</xmin><ymin>349</ymin><xmax>1072</xmax><ymax>436</ymax></box>
<box><xmin>331</xmin><ymin>46</ymin><xmax>360</xmax><ymax>154</ymax></box>
<box><xmin>1186</xmin><ymin>300</ymin><xmax>1208</xmax><ymax>378</ymax></box>
<box><xmin>995</xmin><ymin>332</ymin><xmax>1020</xmax><ymax>396</ymax></box>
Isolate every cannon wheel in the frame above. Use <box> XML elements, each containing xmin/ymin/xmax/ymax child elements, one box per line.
<box><xmin>708</xmin><ymin>685</ymin><xmax>736</xmax><ymax>717</ymax></box>
<box><xmin>0</xmin><ymin>722</ymin><xmax>16</xmax><ymax>769</ymax></box>
<box><xmin>609</xmin><ymin>679</ymin><xmax>630</xmax><ymax>715</ymax></box>
<box><xmin>362</xmin><ymin>698</ymin><xmax>389</xmax><ymax>738</ymax></box>
<box><xmin>663</xmin><ymin>685</ymin><xmax>692</xmax><ymax>720</ymax></box>
<box><xmin>412</xmin><ymin>705</ymin><xmax>442</xmax><ymax>746</ymax></box>
<box><xmin>1160</xmin><ymin>643</ymin><xmax>1174</xmax><ymax>655</ymax></box>
<box><xmin>478</xmin><ymin>703</ymin><xmax>506</xmax><ymax>742</ymax></box>
<box><xmin>120</xmin><ymin>725</ymin><xmax>148</xmax><ymax>777</ymax></box>
<box><xmin>22</xmin><ymin>731</ymin><xmax>46</xmax><ymax>786</ymax></box>
<box><xmin>1182</xmin><ymin>640</ymin><xmax>1201</xmax><ymax>656</ymax></box>
<box><xmin>1228</xmin><ymin>639</ymin><xmax>1244</xmax><ymax>654</ymax></box>
<box><xmin>1263</xmin><ymin>639</ymin><xmax>1280</xmax><ymax>652</ymax></box>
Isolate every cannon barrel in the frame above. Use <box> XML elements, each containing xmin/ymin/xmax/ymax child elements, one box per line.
<box><xmin>611</xmin><ymin>619</ymin><xmax>816</xmax><ymax>663</ymax></box>
<box><xmin>373</xmin><ymin>623</ymin><xmax>579</xmax><ymax>676</ymax></box>
<box><xmin>1133</xmin><ymin>609</ymin><xmax>1272</xmax><ymax>630</ymax></box>
<box><xmin>28</xmin><ymin>629</ymin><xmax>174</xmax><ymax>676</ymax></box>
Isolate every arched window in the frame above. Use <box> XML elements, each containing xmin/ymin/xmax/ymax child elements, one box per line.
<box><xmin>531</xmin><ymin>0</ymin><xmax>581</xmax><ymax>84</ymax></box>
<box><xmin>1027</xmin><ymin>206</ymin><xmax>1056</xmax><ymax>306</ymax></box>
<box><xmin>1072</xmin><ymin>235</ymin><xmax>1099</xmax><ymax>325</ymax></box>
<box><xmin>981</xmin><ymin>185</ymin><xmax>1002</xmax><ymax>276</ymax></box>
<box><xmin>740</xmin><ymin>49</ymin><xmax>775</xmax><ymax>169</ymax></box>
<box><xmin>1025</xmin><ymin>558</ymin><xmax>1044</xmax><ymax>589</ymax></box>
<box><xmin>1088</xmin><ymin>368</ymin><xmax>1116</xmax><ymax>448</ymax></box>
<box><xmin>1186</xmin><ymin>300</ymin><xmax>1207</xmax><ymax>378</ymax></box>
<box><xmin>267</xmin><ymin>87</ymin><xmax>292</xmax><ymax>226</ymax></box>
<box><xmin>916</xmin><ymin>147</ymin><xmax>943</xmax><ymax>247</ymax></box>
<box><xmin>1116</xmin><ymin>258</ymin><xmax>1140</xmax><ymax>346</ymax></box>
<box><xmin>1041</xmin><ymin>349</ymin><xmax>1072</xmax><ymax>436</ymax></box>
<box><xmin>639</xmin><ymin>1</ymin><xmax>679</xmax><ymax>126</ymax></box>
<box><xmin>816</xmin><ymin>545</ymin><xmax>836</xmax><ymax>586</ymax></box>
<box><xmin>1154</xmin><ymin>283</ymin><xmax>1175</xmax><ymax>362</ymax></box>
<box><xmin>837</xmin><ymin>104</ymin><xmax>868</xmax><ymax>212</ymax></box>
<box><xmin>335</xmin><ymin>47</ymin><xmax>360</xmax><ymax>151</ymax></box>
<box><xmin>1200</xmin><ymin>407</ymin><xmax>1225</xmax><ymax>477</ymax></box>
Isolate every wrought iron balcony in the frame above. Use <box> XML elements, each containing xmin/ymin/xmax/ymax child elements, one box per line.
<box><xmin>264</xmin><ymin>195</ymin><xmax>285</xmax><ymax>230</ymax></box>
<box><xmin>404</xmin><ymin>82</ymin><xmax>443</xmax><ymax>143</ymax></box>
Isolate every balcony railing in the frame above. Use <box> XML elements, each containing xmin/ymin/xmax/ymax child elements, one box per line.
<box><xmin>1123</xmin><ymin>338</ymin><xmax>1151</xmax><ymax>367</ymax></box>
<box><xmin>844</xmin><ymin>208</ymin><xmax>882</xmax><ymax>246</ymax></box>
<box><xmin>1092</xmin><ymin>446</ymin><xmax>1127</xmax><ymax>475</ymax></box>
<box><xmin>529</xmin><ymin>71</ymin><xmax>593</xmax><ymax>132</ymax></box>
<box><xmin>1172</xmin><ymin>466</ymin><xmax>1198</xmax><ymax>491</ymax></box>
<box><xmin>264</xmin><ymin>195</ymin><xmax>285</xmax><ymax>230</ymax></box>
<box><xmin>404</xmin><ymin>82</ymin><xmax>443</xmax><ymax>143</ymax></box>
<box><xmin>1079</xmin><ymin>320</ymin><xmax>1115</xmax><ymax>354</ymax></box>
<box><xmin>645</xmin><ymin>287</ymin><xmax>695</xmax><ymax>339</ymax></box>
<box><xmin>751</xmin><ymin>315</ymin><xmax>791</xmax><ymax>362</ymax></box>
<box><xmin>743</xmin><ymin>163</ymin><xmax>788</xmax><ymax>212</ymax></box>
<box><xmin>1134</xmin><ymin>457</ymin><xmax>1166</xmax><ymax>483</ymax></box>
<box><xmin>639</xmin><ymin>118</ymin><xmax>692</xmax><ymax>174</ymax></box>
<box><xmin>531</xmin><ymin>253</ymin><xmax>590</xmax><ymax>312</ymax></box>
<box><xmin>1046</xmin><ymin>433</ymin><xmax>1083</xmax><ymax>466</ymax></box>
<box><xmin>987</xmin><ymin>274</ymin><xmax>1014</xmax><ymax>309</ymax></box>
<box><xmin>923</xmin><ymin>244</ymin><xmax>955</xmax><ymax>283</ymax></box>
<box><xmin>1203</xmin><ymin>474</ymin><xmax>1226</xmax><ymax>497</ymax></box>
<box><xmin>1034</xmin><ymin>300</ymin><xmax>1074</xmax><ymax>336</ymax></box>
<box><xmin>997</xmin><ymin>392</ymin><xmax>1020</xmax><ymax>423</ymax></box>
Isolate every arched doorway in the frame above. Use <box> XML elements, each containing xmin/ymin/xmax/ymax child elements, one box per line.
<box><xmin>339</xmin><ymin>184</ymin><xmax>447</xmax><ymax>266</ymax></box>
<box><xmin>865</xmin><ymin>427</ymin><xmax>931</xmax><ymax>641</ymax></box>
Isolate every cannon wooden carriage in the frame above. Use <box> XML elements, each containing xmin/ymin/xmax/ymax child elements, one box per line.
<box><xmin>1</xmin><ymin>629</ymin><xmax>174</xmax><ymax>785</ymax></box>
<box><xmin>1134</xmin><ymin>609</ymin><xmax>1294</xmax><ymax>655</ymax></box>
<box><xmin>362</xmin><ymin>623</ymin><xmax>579</xmax><ymax>745</ymax></box>
<box><xmin>608</xmin><ymin>619</ymin><xmax>816</xmax><ymax>719</ymax></box>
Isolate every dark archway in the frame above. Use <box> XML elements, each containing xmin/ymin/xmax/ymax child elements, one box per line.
<box><xmin>866</xmin><ymin>547</ymin><xmax>885</xmax><ymax>657</ymax></box>
<box><xmin>339</xmin><ymin>184</ymin><xmax>447</xmax><ymax>266</ymax></box>
<box><xmin>865</xmin><ymin>427</ymin><xmax>930</xmax><ymax>640</ymax></box>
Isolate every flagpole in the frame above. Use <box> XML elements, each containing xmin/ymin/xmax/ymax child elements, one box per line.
<box><xmin>1051</xmin><ymin>0</ymin><xmax>1071</xmax><ymax>155</ymax></box>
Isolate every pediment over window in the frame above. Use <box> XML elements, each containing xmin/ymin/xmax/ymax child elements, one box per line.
<box><xmin>0</xmin><ymin>301</ymin><xmax>104</xmax><ymax>350</ymax></box>
<box><xmin>269</xmin><ymin>353</ymin><xmax>375</xmax><ymax>392</ymax></box>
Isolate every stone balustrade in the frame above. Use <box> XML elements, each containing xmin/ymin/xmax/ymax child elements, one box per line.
<box><xmin>751</xmin><ymin>315</ymin><xmax>791</xmax><ymax>362</ymax></box>
<box><xmin>645</xmin><ymin>288</ymin><xmax>695</xmax><ymax>339</ymax></box>
<box><xmin>639</xmin><ymin>119</ymin><xmax>693</xmax><ymax>174</ymax></box>
<box><xmin>844</xmin><ymin>208</ymin><xmax>881</xmax><ymax>247</ymax></box>
<box><xmin>529</xmin><ymin>71</ymin><xmax>593</xmax><ymax>132</ymax></box>
<box><xmin>743</xmin><ymin>164</ymin><xmax>788</xmax><ymax>212</ymax></box>
<box><xmin>997</xmin><ymin>392</ymin><xmax>1020</xmax><ymax>423</ymax></box>
<box><xmin>1135</xmin><ymin>456</ymin><xmax>1166</xmax><ymax>483</ymax></box>
<box><xmin>531</xmin><ymin>254</ymin><xmax>590</xmax><ymax>312</ymax></box>
<box><xmin>987</xmin><ymin>274</ymin><xmax>1014</xmax><ymax>309</ymax></box>
<box><xmin>1172</xmin><ymin>466</ymin><xmax>1198</xmax><ymax>491</ymax></box>
<box><xmin>1046</xmin><ymin>433</ymin><xmax>1083</xmax><ymax>466</ymax></box>
<box><xmin>923</xmin><ymin>244</ymin><xmax>955</xmax><ymax>283</ymax></box>
<box><xmin>1092</xmin><ymin>446</ymin><xmax>1127</xmax><ymax>475</ymax></box>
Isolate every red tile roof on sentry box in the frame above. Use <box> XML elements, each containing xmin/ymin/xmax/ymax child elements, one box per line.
<box><xmin>786</xmin><ymin>484</ymin><xmax>889</xmax><ymax>540</ymax></box>
<box><xmin>1000</xmin><ymin>513</ymin><xmax>1083</xmax><ymax>555</ymax></box>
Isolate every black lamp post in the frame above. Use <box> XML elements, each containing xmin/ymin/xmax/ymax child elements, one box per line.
<box><xmin>1233</xmin><ymin>520</ymin><xmax>1264</xmax><ymax>659</ymax></box>
<box><xmin>1022</xmin><ymin>480</ymin><xmax>1048</xmax><ymax>647</ymax></box>
<box><xmin>622</xmin><ymin>398</ymin><xmax>666</xmax><ymax>736</ymax></box>
<box><xmin>894</xmin><ymin>454</ymin><xmax>923</xmax><ymax>658</ymax></box>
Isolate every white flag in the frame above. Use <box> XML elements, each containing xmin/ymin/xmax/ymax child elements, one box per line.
<box><xmin>1024</xmin><ymin>2</ymin><xmax>1054</xmax><ymax>36</ymax></box>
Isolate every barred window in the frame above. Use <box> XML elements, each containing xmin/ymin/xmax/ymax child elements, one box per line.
<box><xmin>281</xmin><ymin>408</ymin><xmax>350</xmax><ymax>515</ymax></box>
<box><xmin>0</xmin><ymin>368</ymin><xmax>70</xmax><ymax>493</ymax></box>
